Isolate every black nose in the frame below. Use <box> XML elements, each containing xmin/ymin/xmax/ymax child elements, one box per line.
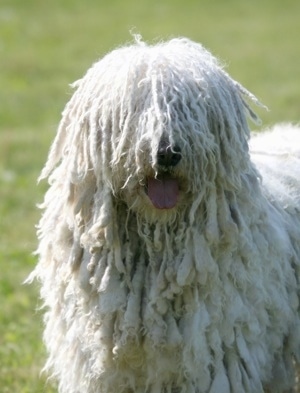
<box><xmin>157</xmin><ymin>142</ymin><xmax>182</xmax><ymax>167</ymax></box>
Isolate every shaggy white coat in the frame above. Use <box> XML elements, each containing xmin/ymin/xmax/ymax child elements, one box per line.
<box><xmin>31</xmin><ymin>37</ymin><xmax>300</xmax><ymax>393</ymax></box>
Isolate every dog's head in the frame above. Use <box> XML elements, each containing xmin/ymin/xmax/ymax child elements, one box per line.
<box><xmin>41</xmin><ymin>37</ymin><xmax>262</xmax><ymax>224</ymax></box>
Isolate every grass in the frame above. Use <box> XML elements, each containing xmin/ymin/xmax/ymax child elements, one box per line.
<box><xmin>0</xmin><ymin>0</ymin><xmax>299</xmax><ymax>391</ymax></box>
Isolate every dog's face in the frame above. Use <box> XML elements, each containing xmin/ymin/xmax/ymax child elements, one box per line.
<box><xmin>108</xmin><ymin>95</ymin><xmax>218</xmax><ymax>221</ymax></box>
<box><xmin>94</xmin><ymin>59</ymin><xmax>222</xmax><ymax>220</ymax></box>
<box><xmin>104</xmin><ymin>78</ymin><xmax>240</xmax><ymax>223</ymax></box>
<box><xmin>48</xmin><ymin>39</ymin><xmax>255</xmax><ymax>224</ymax></box>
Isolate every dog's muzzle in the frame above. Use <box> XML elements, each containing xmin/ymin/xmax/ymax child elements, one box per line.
<box><xmin>146</xmin><ymin>143</ymin><xmax>182</xmax><ymax>210</ymax></box>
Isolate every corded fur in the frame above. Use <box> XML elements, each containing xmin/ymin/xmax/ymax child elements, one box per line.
<box><xmin>31</xmin><ymin>37</ymin><xmax>300</xmax><ymax>393</ymax></box>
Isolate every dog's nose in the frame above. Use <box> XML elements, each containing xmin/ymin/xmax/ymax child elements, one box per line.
<box><xmin>157</xmin><ymin>143</ymin><xmax>182</xmax><ymax>167</ymax></box>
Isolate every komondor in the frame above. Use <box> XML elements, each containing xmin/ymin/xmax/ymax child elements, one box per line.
<box><xmin>31</xmin><ymin>37</ymin><xmax>300</xmax><ymax>393</ymax></box>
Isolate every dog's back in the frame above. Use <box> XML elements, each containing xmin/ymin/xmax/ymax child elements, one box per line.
<box><xmin>250</xmin><ymin>123</ymin><xmax>300</xmax><ymax>212</ymax></box>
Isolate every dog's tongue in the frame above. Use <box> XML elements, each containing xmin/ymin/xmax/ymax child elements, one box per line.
<box><xmin>147</xmin><ymin>176</ymin><xmax>179</xmax><ymax>209</ymax></box>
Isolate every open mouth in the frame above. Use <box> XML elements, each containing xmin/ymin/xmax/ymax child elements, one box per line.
<box><xmin>145</xmin><ymin>174</ymin><xmax>179</xmax><ymax>209</ymax></box>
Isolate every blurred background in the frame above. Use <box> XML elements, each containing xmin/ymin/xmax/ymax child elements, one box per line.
<box><xmin>0</xmin><ymin>0</ymin><xmax>299</xmax><ymax>391</ymax></box>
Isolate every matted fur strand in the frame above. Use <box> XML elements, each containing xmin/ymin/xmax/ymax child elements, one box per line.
<box><xmin>31</xmin><ymin>37</ymin><xmax>300</xmax><ymax>393</ymax></box>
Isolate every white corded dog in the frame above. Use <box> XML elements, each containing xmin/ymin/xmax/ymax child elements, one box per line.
<box><xmin>31</xmin><ymin>36</ymin><xmax>300</xmax><ymax>393</ymax></box>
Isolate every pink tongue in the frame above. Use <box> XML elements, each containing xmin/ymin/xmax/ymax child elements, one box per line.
<box><xmin>147</xmin><ymin>176</ymin><xmax>179</xmax><ymax>209</ymax></box>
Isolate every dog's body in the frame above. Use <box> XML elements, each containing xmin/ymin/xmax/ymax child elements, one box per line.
<box><xmin>32</xmin><ymin>38</ymin><xmax>300</xmax><ymax>392</ymax></box>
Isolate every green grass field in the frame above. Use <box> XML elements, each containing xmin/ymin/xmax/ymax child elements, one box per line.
<box><xmin>0</xmin><ymin>0</ymin><xmax>299</xmax><ymax>391</ymax></box>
